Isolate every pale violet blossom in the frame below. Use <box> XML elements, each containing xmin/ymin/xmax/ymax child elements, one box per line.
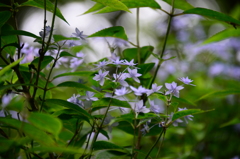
<box><xmin>115</xmin><ymin>87</ymin><xmax>131</xmax><ymax>96</ymax></box>
<box><xmin>72</xmin><ymin>28</ymin><xmax>87</xmax><ymax>40</ymax></box>
<box><xmin>70</xmin><ymin>52</ymin><xmax>85</xmax><ymax>69</ymax></box>
<box><xmin>149</xmin><ymin>100</ymin><xmax>164</xmax><ymax>114</ymax></box>
<box><xmin>130</xmin><ymin>100</ymin><xmax>150</xmax><ymax>116</ymax></box>
<box><xmin>178</xmin><ymin>77</ymin><xmax>196</xmax><ymax>86</ymax></box>
<box><xmin>130</xmin><ymin>86</ymin><xmax>149</xmax><ymax>96</ymax></box>
<box><xmin>147</xmin><ymin>83</ymin><xmax>162</xmax><ymax>96</ymax></box>
<box><xmin>94</xmin><ymin>60</ymin><xmax>109</xmax><ymax>69</ymax></box>
<box><xmin>80</xmin><ymin>91</ymin><xmax>98</xmax><ymax>101</ymax></box>
<box><xmin>113</xmin><ymin>73</ymin><xmax>129</xmax><ymax>87</ymax></box>
<box><xmin>168</xmin><ymin>113</ymin><xmax>183</xmax><ymax>127</ymax></box>
<box><xmin>39</xmin><ymin>26</ymin><xmax>52</xmax><ymax>38</ymax></box>
<box><xmin>127</xmin><ymin>68</ymin><xmax>141</xmax><ymax>83</ymax></box>
<box><xmin>108</xmin><ymin>53</ymin><xmax>119</xmax><ymax>62</ymax></box>
<box><xmin>124</xmin><ymin>59</ymin><xmax>136</xmax><ymax>67</ymax></box>
<box><xmin>93</xmin><ymin>69</ymin><xmax>109</xmax><ymax>86</ymax></box>
<box><xmin>112</xmin><ymin>58</ymin><xmax>124</xmax><ymax>67</ymax></box>
<box><xmin>165</xmin><ymin>82</ymin><xmax>184</xmax><ymax>98</ymax></box>
<box><xmin>178</xmin><ymin>107</ymin><xmax>193</xmax><ymax>123</ymax></box>
<box><xmin>67</xmin><ymin>94</ymin><xmax>83</xmax><ymax>107</ymax></box>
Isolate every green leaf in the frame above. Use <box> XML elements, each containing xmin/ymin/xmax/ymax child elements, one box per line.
<box><xmin>28</xmin><ymin>112</ymin><xmax>62</xmax><ymax>139</ymax></box>
<box><xmin>0</xmin><ymin>11</ymin><xmax>12</xmax><ymax>28</ymax></box>
<box><xmin>28</xmin><ymin>146</ymin><xmax>84</xmax><ymax>154</ymax></box>
<box><xmin>88</xmin><ymin>26</ymin><xmax>128</xmax><ymax>41</ymax></box>
<box><xmin>93</xmin><ymin>141</ymin><xmax>128</xmax><ymax>153</ymax></box>
<box><xmin>31</xmin><ymin>56</ymin><xmax>54</xmax><ymax>70</ymax></box>
<box><xmin>183</xmin><ymin>8</ymin><xmax>240</xmax><ymax>26</ymax></box>
<box><xmin>202</xmin><ymin>28</ymin><xmax>240</xmax><ymax>44</ymax></box>
<box><xmin>92</xmin><ymin>98</ymin><xmax>131</xmax><ymax>110</ymax></box>
<box><xmin>123</xmin><ymin>46</ymin><xmax>154</xmax><ymax>63</ymax></box>
<box><xmin>172</xmin><ymin>109</ymin><xmax>213</xmax><ymax>121</ymax></box>
<box><xmin>0</xmin><ymin>138</ymin><xmax>15</xmax><ymax>153</ymax></box>
<box><xmin>83</xmin><ymin>3</ymin><xmax>105</xmax><ymax>14</ymax></box>
<box><xmin>0</xmin><ymin>57</ymin><xmax>24</xmax><ymax>79</ymax></box>
<box><xmin>53</xmin><ymin>71</ymin><xmax>94</xmax><ymax>79</ymax></box>
<box><xmin>21</xmin><ymin>0</ymin><xmax>69</xmax><ymax>25</ymax></box>
<box><xmin>44</xmin><ymin>99</ymin><xmax>92</xmax><ymax>120</ymax></box>
<box><xmin>59</xmin><ymin>51</ymin><xmax>75</xmax><ymax>57</ymax></box>
<box><xmin>163</xmin><ymin>0</ymin><xmax>194</xmax><ymax>10</ymax></box>
<box><xmin>0</xmin><ymin>3</ymin><xmax>11</xmax><ymax>8</ymax></box>
<box><xmin>57</xmin><ymin>81</ymin><xmax>99</xmax><ymax>93</ymax></box>
<box><xmin>97</xmin><ymin>0</ymin><xmax>161</xmax><ymax>13</ymax></box>
<box><xmin>1</xmin><ymin>24</ymin><xmax>18</xmax><ymax>56</ymax></box>
<box><xmin>100</xmin><ymin>129</ymin><xmax>110</xmax><ymax>140</ymax></box>
<box><xmin>93</xmin><ymin>0</ymin><xmax>131</xmax><ymax>13</ymax></box>
<box><xmin>0</xmin><ymin>83</ymin><xmax>35</xmax><ymax>91</ymax></box>
<box><xmin>138</xmin><ymin>63</ymin><xmax>155</xmax><ymax>75</ymax></box>
<box><xmin>53</xmin><ymin>34</ymin><xmax>79</xmax><ymax>42</ymax></box>
<box><xmin>196</xmin><ymin>89</ymin><xmax>240</xmax><ymax>101</ymax></box>
<box><xmin>0</xmin><ymin>117</ymin><xmax>55</xmax><ymax>146</ymax></box>
<box><xmin>1</xmin><ymin>30</ymin><xmax>40</xmax><ymax>39</ymax></box>
<box><xmin>172</xmin><ymin>96</ymin><xmax>196</xmax><ymax>106</ymax></box>
<box><xmin>220</xmin><ymin>117</ymin><xmax>240</xmax><ymax>128</ymax></box>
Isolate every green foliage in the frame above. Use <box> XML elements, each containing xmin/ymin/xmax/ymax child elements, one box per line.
<box><xmin>0</xmin><ymin>11</ymin><xmax>12</xmax><ymax>28</ymax></box>
<box><xmin>31</xmin><ymin>56</ymin><xmax>54</xmax><ymax>71</ymax></box>
<box><xmin>123</xmin><ymin>46</ymin><xmax>154</xmax><ymax>63</ymax></box>
<box><xmin>163</xmin><ymin>0</ymin><xmax>194</xmax><ymax>10</ymax></box>
<box><xmin>57</xmin><ymin>81</ymin><xmax>100</xmax><ymax>93</ymax></box>
<box><xmin>92</xmin><ymin>0</ymin><xmax>131</xmax><ymax>13</ymax></box>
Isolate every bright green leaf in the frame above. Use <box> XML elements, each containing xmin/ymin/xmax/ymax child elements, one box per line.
<box><xmin>59</xmin><ymin>51</ymin><xmax>75</xmax><ymax>57</ymax></box>
<box><xmin>0</xmin><ymin>57</ymin><xmax>23</xmax><ymax>79</ymax></box>
<box><xmin>0</xmin><ymin>11</ymin><xmax>12</xmax><ymax>28</ymax></box>
<box><xmin>28</xmin><ymin>112</ymin><xmax>62</xmax><ymax>139</ymax></box>
<box><xmin>183</xmin><ymin>8</ymin><xmax>240</xmax><ymax>26</ymax></box>
<box><xmin>163</xmin><ymin>0</ymin><xmax>193</xmax><ymax>10</ymax></box>
<box><xmin>53</xmin><ymin>71</ymin><xmax>94</xmax><ymax>79</ymax></box>
<box><xmin>93</xmin><ymin>0</ymin><xmax>131</xmax><ymax>13</ymax></box>
<box><xmin>83</xmin><ymin>2</ymin><xmax>105</xmax><ymax>14</ymax></box>
<box><xmin>202</xmin><ymin>28</ymin><xmax>240</xmax><ymax>44</ymax></box>
<box><xmin>88</xmin><ymin>26</ymin><xmax>128</xmax><ymax>41</ymax></box>
<box><xmin>21</xmin><ymin>0</ymin><xmax>69</xmax><ymax>25</ymax></box>
<box><xmin>57</xmin><ymin>81</ymin><xmax>99</xmax><ymax>93</ymax></box>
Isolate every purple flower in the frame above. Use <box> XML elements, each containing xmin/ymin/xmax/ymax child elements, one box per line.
<box><xmin>130</xmin><ymin>85</ymin><xmax>149</xmax><ymax>96</ymax></box>
<box><xmin>149</xmin><ymin>100</ymin><xmax>164</xmax><ymax>114</ymax></box>
<box><xmin>168</xmin><ymin>113</ymin><xmax>183</xmax><ymax>127</ymax></box>
<box><xmin>39</xmin><ymin>26</ymin><xmax>52</xmax><ymax>38</ymax></box>
<box><xmin>67</xmin><ymin>94</ymin><xmax>83</xmax><ymax>107</ymax></box>
<box><xmin>147</xmin><ymin>83</ymin><xmax>162</xmax><ymax>96</ymax></box>
<box><xmin>80</xmin><ymin>91</ymin><xmax>98</xmax><ymax>101</ymax></box>
<box><xmin>94</xmin><ymin>60</ymin><xmax>109</xmax><ymax>69</ymax></box>
<box><xmin>178</xmin><ymin>77</ymin><xmax>195</xmax><ymax>86</ymax></box>
<box><xmin>93</xmin><ymin>69</ymin><xmax>109</xmax><ymax>86</ymax></box>
<box><xmin>165</xmin><ymin>82</ymin><xmax>184</xmax><ymax>98</ymax></box>
<box><xmin>72</xmin><ymin>28</ymin><xmax>87</xmax><ymax>40</ymax></box>
<box><xmin>115</xmin><ymin>87</ymin><xmax>131</xmax><ymax>96</ymax></box>
<box><xmin>127</xmin><ymin>68</ymin><xmax>141</xmax><ymax>83</ymax></box>
<box><xmin>130</xmin><ymin>100</ymin><xmax>150</xmax><ymax>116</ymax></box>
<box><xmin>124</xmin><ymin>59</ymin><xmax>137</xmax><ymax>67</ymax></box>
<box><xmin>113</xmin><ymin>73</ymin><xmax>129</xmax><ymax>87</ymax></box>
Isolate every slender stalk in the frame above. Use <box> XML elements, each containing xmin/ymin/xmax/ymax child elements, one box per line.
<box><xmin>136</xmin><ymin>8</ymin><xmax>141</xmax><ymax>64</ymax></box>
<box><xmin>156</xmin><ymin>128</ymin><xmax>166</xmax><ymax>158</ymax></box>
<box><xmin>144</xmin><ymin>128</ymin><xmax>165</xmax><ymax>159</ymax></box>
<box><xmin>131</xmin><ymin>116</ymin><xmax>137</xmax><ymax>159</ymax></box>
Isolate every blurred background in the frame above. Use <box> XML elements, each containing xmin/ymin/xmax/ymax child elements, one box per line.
<box><xmin>1</xmin><ymin>0</ymin><xmax>240</xmax><ymax>158</ymax></box>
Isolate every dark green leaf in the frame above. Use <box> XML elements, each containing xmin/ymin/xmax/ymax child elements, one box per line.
<box><xmin>44</xmin><ymin>99</ymin><xmax>92</xmax><ymax>120</ymax></box>
<box><xmin>0</xmin><ymin>11</ymin><xmax>12</xmax><ymax>28</ymax></box>
<box><xmin>59</xmin><ymin>51</ymin><xmax>75</xmax><ymax>57</ymax></box>
<box><xmin>163</xmin><ymin>0</ymin><xmax>193</xmax><ymax>10</ymax></box>
<box><xmin>202</xmin><ymin>28</ymin><xmax>240</xmax><ymax>44</ymax></box>
<box><xmin>172</xmin><ymin>109</ymin><xmax>213</xmax><ymax>121</ymax></box>
<box><xmin>220</xmin><ymin>118</ymin><xmax>240</xmax><ymax>128</ymax></box>
<box><xmin>183</xmin><ymin>8</ymin><xmax>240</xmax><ymax>26</ymax></box>
<box><xmin>93</xmin><ymin>0</ymin><xmax>130</xmax><ymax>12</ymax></box>
<box><xmin>93</xmin><ymin>141</ymin><xmax>128</xmax><ymax>153</ymax></box>
<box><xmin>31</xmin><ymin>56</ymin><xmax>54</xmax><ymax>70</ymax></box>
<box><xmin>53</xmin><ymin>71</ymin><xmax>94</xmax><ymax>79</ymax></box>
<box><xmin>53</xmin><ymin>34</ymin><xmax>79</xmax><ymax>42</ymax></box>
<box><xmin>88</xmin><ymin>26</ymin><xmax>128</xmax><ymax>41</ymax></box>
<box><xmin>123</xmin><ymin>46</ymin><xmax>154</xmax><ymax>64</ymax></box>
<box><xmin>196</xmin><ymin>89</ymin><xmax>240</xmax><ymax>101</ymax></box>
<box><xmin>28</xmin><ymin>146</ymin><xmax>84</xmax><ymax>154</ymax></box>
<box><xmin>100</xmin><ymin>129</ymin><xmax>110</xmax><ymax>140</ymax></box>
<box><xmin>57</xmin><ymin>81</ymin><xmax>99</xmax><ymax>93</ymax></box>
<box><xmin>92</xmin><ymin>98</ymin><xmax>131</xmax><ymax>109</ymax></box>
<box><xmin>21</xmin><ymin>0</ymin><xmax>69</xmax><ymax>25</ymax></box>
<box><xmin>28</xmin><ymin>112</ymin><xmax>62</xmax><ymax>139</ymax></box>
<box><xmin>0</xmin><ymin>3</ymin><xmax>11</xmax><ymax>8</ymax></box>
<box><xmin>138</xmin><ymin>63</ymin><xmax>155</xmax><ymax>75</ymax></box>
<box><xmin>172</xmin><ymin>96</ymin><xmax>196</xmax><ymax>106</ymax></box>
<box><xmin>1</xmin><ymin>24</ymin><xmax>17</xmax><ymax>56</ymax></box>
<box><xmin>1</xmin><ymin>30</ymin><xmax>40</xmax><ymax>39</ymax></box>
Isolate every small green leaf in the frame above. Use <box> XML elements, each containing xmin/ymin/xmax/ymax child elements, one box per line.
<box><xmin>202</xmin><ymin>28</ymin><xmax>240</xmax><ymax>44</ymax></box>
<box><xmin>183</xmin><ymin>8</ymin><xmax>240</xmax><ymax>26</ymax></box>
<box><xmin>100</xmin><ymin>129</ymin><xmax>110</xmax><ymax>140</ymax></box>
<box><xmin>1</xmin><ymin>30</ymin><xmax>40</xmax><ymax>39</ymax></box>
<box><xmin>97</xmin><ymin>0</ymin><xmax>161</xmax><ymax>13</ymax></box>
<box><xmin>196</xmin><ymin>89</ymin><xmax>240</xmax><ymax>101</ymax></box>
<box><xmin>57</xmin><ymin>81</ymin><xmax>99</xmax><ymax>93</ymax></box>
<box><xmin>172</xmin><ymin>96</ymin><xmax>196</xmax><ymax>106</ymax></box>
<box><xmin>83</xmin><ymin>3</ymin><xmax>105</xmax><ymax>14</ymax></box>
<box><xmin>53</xmin><ymin>34</ymin><xmax>79</xmax><ymax>42</ymax></box>
<box><xmin>123</xmin><ymin>46</ymin><xmax>154</xmax><ymax>63</ymax></box>
<box><xmin>172</xmin><ymin>109</ymin><xmax>213</xmax><ymax>121</ymax></box>
<box><xmin>0</xmin><ymin>11</ymin><xmax>12</xmax><ymax>28</ymax></box>
<box><xmin>163</xmin><ymin>0</ymin><xmax>194</xmax><ymax>10</ymax></box>
<box><xmin>93</xmin><ymin>141</ymin><xmax>128</xmax><ymax>153</ymax></box>
<box><xmin>28</xmin><ymin>112</ymin><xmax>62</xmax><ymax>139</ymax></box>
<box><xmin>21</xmin><ymin>0</ymin><xmax>69</xmax><ymax>25</ymax></box>
<box><xmin>92</xmin><ymin>98</ymin><xmax>131</xmax><ymax>110</ymax></box>
<box><xmin>220</xmin><ymin>118</ymin><xmax>240</xmax><ymax>128</ymax></box>
<box><xmin>138</xmin><ymin>63</ymin><xmax>155</xmax><ymax>75</ymax></box>
<box><xmin>28</xmin><ymin>146</ymin><xmax>84</xmax><ymax>154</ymax></box>
<box><xmin>31</xmin><ymin>56</ymin><xmax>54</xmax><ymax>70</ymax></box>
<box><xmin>59</xmin><ymin>51</ymin><xmax>75</xmax><ymax>57</ymax></box>
<box><xmin>44</xmin><ymin>99</ymin><xmax>92</xmax><ymax>120</ymax></box>
<box><xmin>0</xmin><ymin>57</ymin><xmax>23</xmax><ymax>79</ymax></box>
<box><xmin>53</xmin><ymin>71</ymin><xmax>94</xmax><ymax>79</ymax></box>
<box><xmin>88</xmin><ymin>26</ymin><xmax>128</xmax><ymax>41</ymax></box>
<box><xmin>93</xmin><ymin>0</ymin><xmax>131</xmax><ymax>13</ymax></box>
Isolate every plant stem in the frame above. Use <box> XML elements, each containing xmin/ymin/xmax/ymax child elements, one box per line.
<box><xmin>136</xmin><ymin>8</ymin><xmax>141</xmax><ymax>64</ymax></box>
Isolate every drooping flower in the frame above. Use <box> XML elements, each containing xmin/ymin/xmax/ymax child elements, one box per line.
<box><xmin>115</xmin><ymin>87</ymin><xmax>131</xmax><ymax>96</ymax></box>
<box><xmin>93</xmin><ymin>69</ymin><xmax>109</xmax><ymax>86</ymax></box>
<box><xmin>130</xmin><ymin>100</ymin><xmax>150</xmax><ymax>115</ymax></box>
<box><xmin>127</xmin><ymin>68</ymin><xmax>141</xmax><ymax>83</ymax></box>
<box><xmin>165</xmin><ymin>82</ymin><xmax>184</xmax><ymax>98</ymax></box>
<box><xmin>178</xmin><ymin>107</ymin><xmax>193</xmax><ymax>123</ymax></box>
<box><xmin>72</xmin><ymin>28</ymin><xmax>87</xmax><ymax>40</ymax></box>
<box><xmin>130</xmin><ymin>85</ymin><xmax>149</xmax><ymax>96</ymax></box>
<box><xmin>178</xmin><ymin>77</ymin><xmax>196</xmax><ymax>86</ymax></box>
<box><xmin>147</xmin><ymin>83</ymin><xmax>162</xmax><ymax>96</ymax></box>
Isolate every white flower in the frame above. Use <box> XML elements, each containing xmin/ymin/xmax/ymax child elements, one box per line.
<box><xmin>165</xmin><ymin>82</ymin><xmax>184</xmax><ymax>98</ymax></box>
